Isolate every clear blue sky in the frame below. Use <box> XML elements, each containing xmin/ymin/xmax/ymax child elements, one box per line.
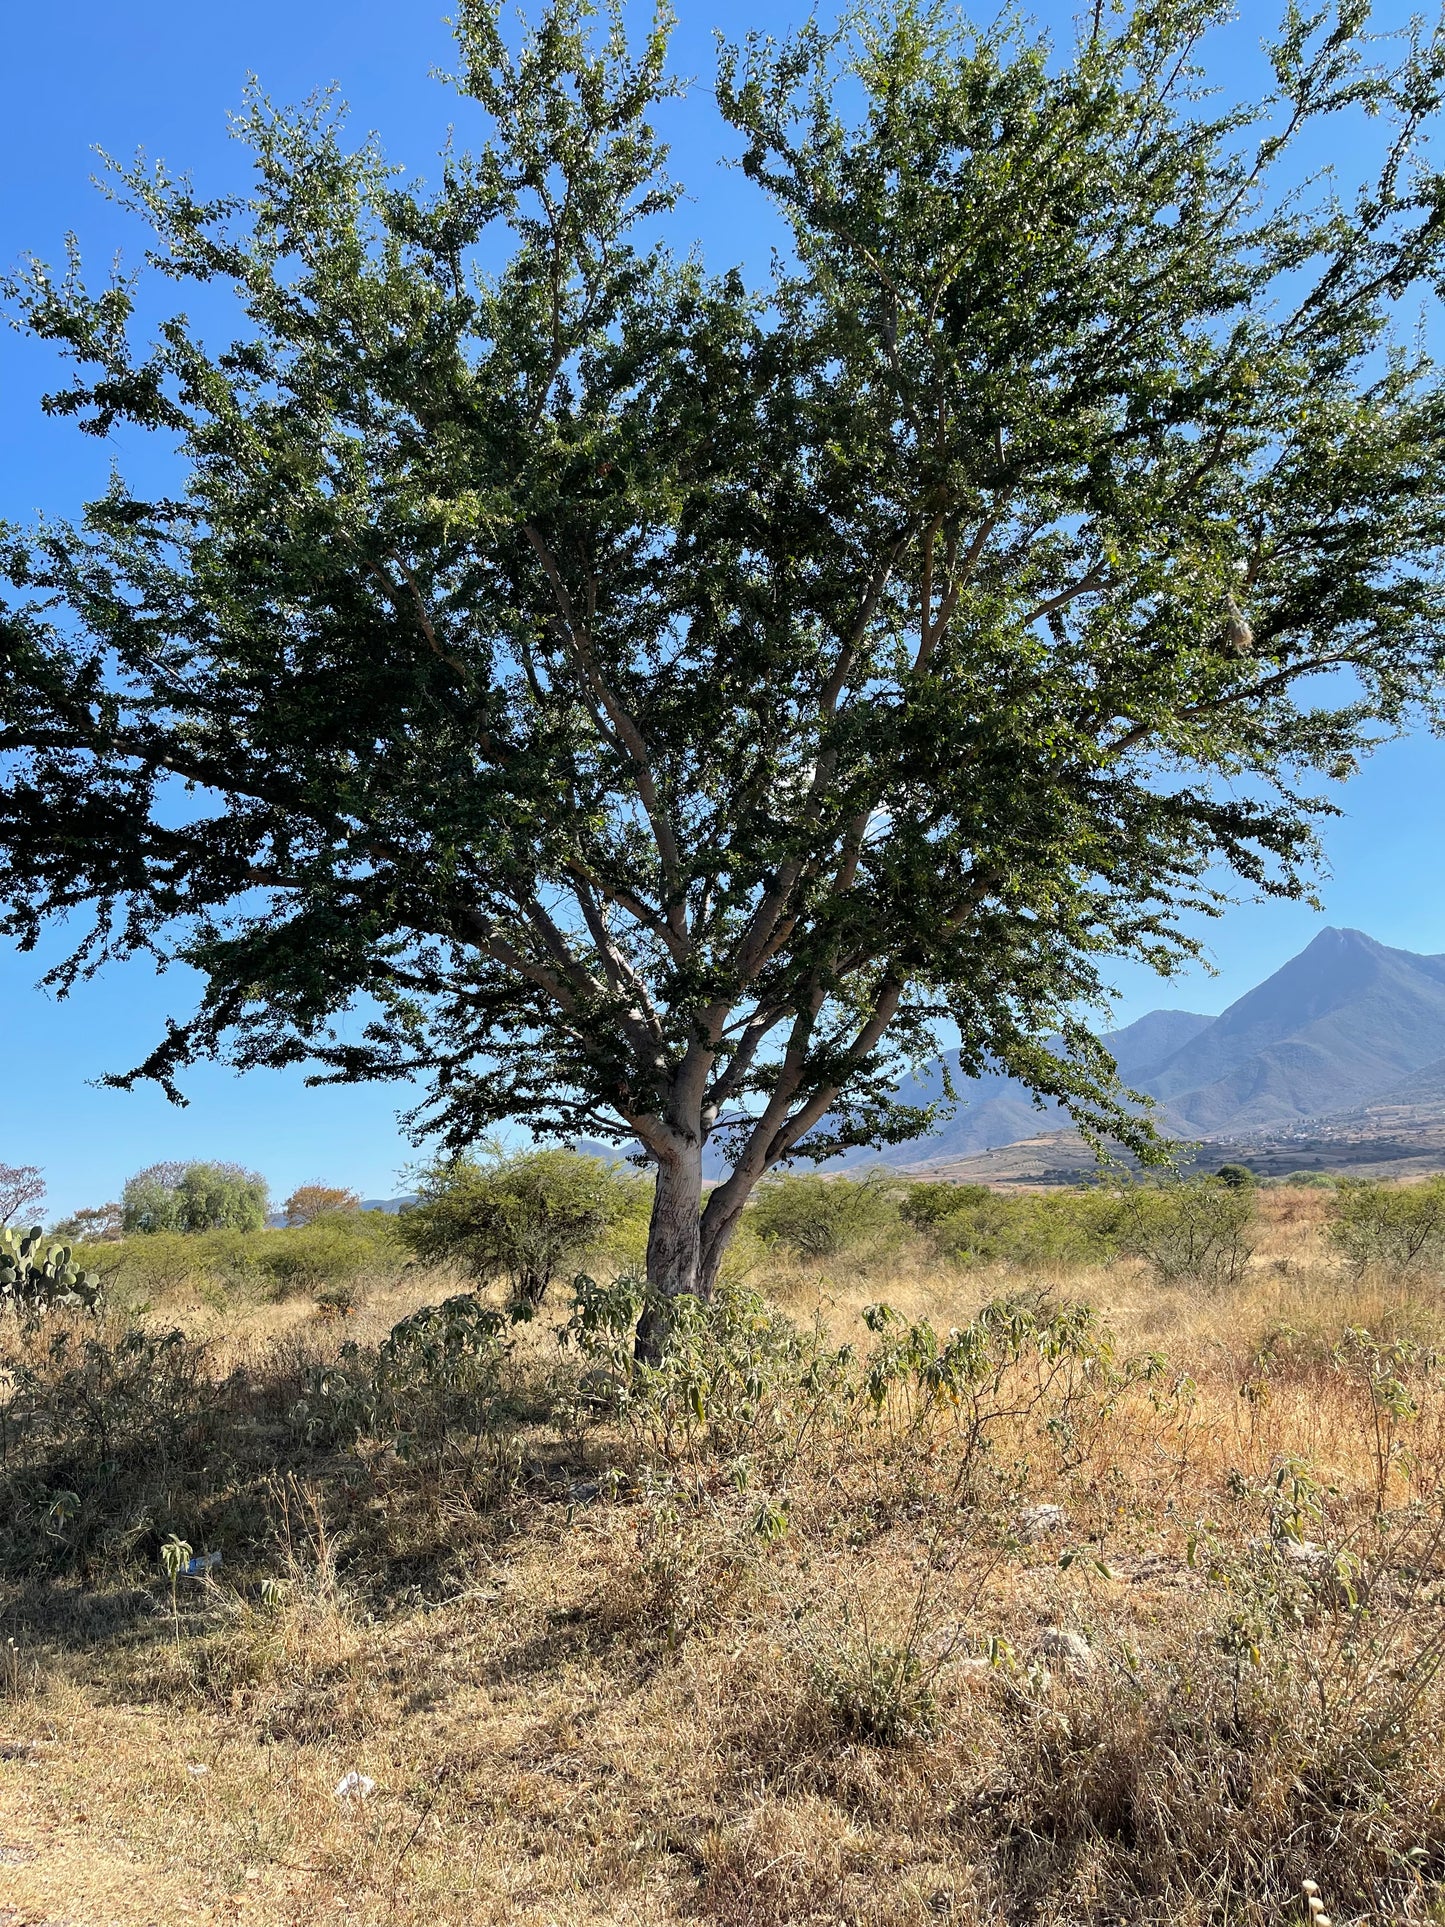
<box><xmin>2</xmin><ymin>0</ymin><xmax>1442</xmax><ymax>1216</ymax></box>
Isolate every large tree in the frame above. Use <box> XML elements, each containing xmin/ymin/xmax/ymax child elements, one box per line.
<box><xmin>4</xmin><ymin>0</ymin><xmax>1445</xmax><ymax>1351</ymax></box>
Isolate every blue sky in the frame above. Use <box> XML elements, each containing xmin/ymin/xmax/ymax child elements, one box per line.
<box><xmin>2</xmin><ymin>0</ymin><xmax>1443</xmax><ymax>1216</ymax></box>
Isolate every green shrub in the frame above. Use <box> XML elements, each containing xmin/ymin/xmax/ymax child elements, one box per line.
<box><xmin>400</xmin><ymin>1146</ymin><xmax>643</xmax><ymax>1313</ymax></box>
<box><xmin>898</xmin><ymin>1182</ymin><xmax>994</xmax><ymax>1231</ymax></box>
<box><xmin>1328</xmin><ymin>1177</ymin><xmax>1445</xmax><ymax>1281</ymax></box>
<box><xmin>902</xmin><ymin>1182</ymin><xmax>1126</xmax><ymax>1270</ymax></box>
<box><xmin>811</xmin><ymin>1632</ymin><xmax>939</xmax><ymax>1744</ymax></box>
<box><xmin>1117</xmin><ymin>1179</ymin><xmax>1256</xmax><ymax>1289</ymax></box>
<box><xmin>249</xmin><ymin>1216</ymin><xmax>401</xmax><ymax>1300</ymax></box>
<box><xmin>101</xmin><ymin>1217</ymin><xmax>404</xmax><ymax>1304</ymax></box>
<box><xmin>749</xmin><ymin>1171</ymin><xmax>901</xmax><ymax>1258</ymax></box>
<box><xmin>121</xmin><ymin>1161</ymin><xmax>269</xmax><ymax>1234</ymax></box>
<box><xmin>105</xmin><ymin>1230</ymin><xmax>208</xmax><ymax>1299</ymax></box>
<box><xmin>1214</xmin><ymin>1162</ymin><xmax>1256</xmax><ymax>1190</ymax></box>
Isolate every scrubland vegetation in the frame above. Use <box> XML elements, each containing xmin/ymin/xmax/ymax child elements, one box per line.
<box><xmin>4</xmin><ymin>1169</ymin><xmax>1445</xmax><ymax>1925</ymax></box>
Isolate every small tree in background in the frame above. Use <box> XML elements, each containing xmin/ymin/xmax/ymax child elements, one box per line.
<box><xmin>51</xmin><ymin>1201</ymin><xmax>124</xmax><ymax>1242</ymax></box>
<box><xmin>0</xmin><ymin>1165</ymin><xmax>45</xmax><ymax>1227</ymax></box>
<box><xmin>1215</xmin><ymin>1163</ymin><xmax>1257</xmax><ymax>1191</ymax></box>
<box><xmin>1330</xmin><ymin>1177</ymin><xmax>1445</xmax><ymax>1282</ymax></box>
<box><xmin>121</xmin><ymin>1161</ymin><xmax>270</xmax><ymax>1234</ymax></box>
<box><xmin>282</xmin><ymin>1183</ymin><xmax>362</xmax><ymax>1226</ymax></box>
<box><xmin>1119</xmin><ymin>1179</ymin><xmax>1256</xmax><ymax>1290</ymax></box>
<box><xmin>400</xmin><ymin>1147</ymin><xmax>641</xmax><ymax>1314</ymax></box>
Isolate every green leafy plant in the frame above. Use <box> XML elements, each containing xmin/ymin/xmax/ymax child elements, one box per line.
<box><xmin>160</xmin><ymin>1532</ymin><xmax>193</xmax><ymax>1647</ymax></box>
<box><xmin>401</xmin><ymin>1147</ymin><xmax>644</xmax><ymax>1315</ymax></box>
<box><xmin>121</xmin><ymin>1162</ymin><xmax>269</xmax><ymax>1235</ymax></box>
<box><xmin>899</xmin><ymin>1181</ymin><xmax>1129</xmax><ymax>1270</ymax></box>
<box><xmin>1214</xmin><ymin>1164</ymin><xmax>1257</xmax><ymax>1191</ymax></box>
<box><xmin>1118</xmin><ymin>1181</ymin><xmax>1256</xmax><ymax>1290</ymax></box>
<box><xmin>750</xmin><ymin>1171</ymin><xmax>901</xmax><ymax>1260</ymax></box>
<box><xmin>1329</xmin><ymin>1178</ymin><xmax>1445</xmax><ymax>1283</ymax></box>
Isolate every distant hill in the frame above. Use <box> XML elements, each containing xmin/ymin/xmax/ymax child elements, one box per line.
<box><xmin>831</xmin><ymin>1007</ymin><xmax>1213</xmax><ymax>1166</ymax></box>
<box><xmin>1142</xmin><ymin>928</ymin><xmax>1445</xmax><ymax>1131</ymax></box>
<box><xmin>830</xmin><ymin>928</ymin><xmax>1445</xmax><ymax>1168</ymax></box>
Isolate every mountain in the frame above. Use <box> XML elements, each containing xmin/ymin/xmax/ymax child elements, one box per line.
<box><xmin>1142</xmin><ymin>928</ymin><xmax>1445</xmax><ymax>1131</ymax></box>
<box><xmin>835</xmin><ymin>928</ymin><xmax>1445</xmax><ymax>1166</ymax></box>
<box><xmin>834</xmin><ymin>1007</ymin><xmax>1213</xmax><ymax>1166</ymax></box>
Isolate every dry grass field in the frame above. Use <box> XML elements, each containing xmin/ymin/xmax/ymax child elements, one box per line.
<box><xmin>3</xmin><ymin>1186</ymin><xmax>1445</xmax><ymax>1926</ymax></box>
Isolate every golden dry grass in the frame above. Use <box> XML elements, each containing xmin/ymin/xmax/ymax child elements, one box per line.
<box><xmin>3</xmin><ymin>1191</ymin><xmax>1445</xmax><ymax>1926</ymax></box>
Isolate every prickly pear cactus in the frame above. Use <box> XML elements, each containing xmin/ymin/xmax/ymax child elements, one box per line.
<box><xmin>0</xmin><ymin>1223</ymin><xmax>102</xmax><ymax>1318</ymax></box>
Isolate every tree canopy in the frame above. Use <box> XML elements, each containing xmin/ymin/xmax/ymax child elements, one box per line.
<box><xmin>121</xmin><ymin>1162</ymin><xmax>270</xmax><ymax>1235</ymax></box>
<box><xmin>4</xmin><ymin>0</ymin><xmax>1445</xmax><ymax>1336</ymax></box>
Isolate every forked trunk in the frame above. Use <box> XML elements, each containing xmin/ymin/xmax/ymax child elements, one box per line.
<box><xmin>634</xmin><ymin>1138</ymin><xmax>704</xmax><ymax>1364</ymax></box>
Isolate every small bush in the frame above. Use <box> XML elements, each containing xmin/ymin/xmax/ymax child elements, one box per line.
<box><xmin>1118</xmin><ymin>1179</ymin><xmax>1256</xmax><ymax>1289</ymax></box>
<box><xmin>750</xmin><ymin>1172</ymin><xmax>901</xmax><ymax>1259</ymax></box>
<box><xmin>1214</xmin><ymin>1162</ymin><xmax>1256</xmax><ymax>1189</ymax></box>
<box><xmin>1329</xmin><ymin>1177</ymin><xmax>1445</xmax><ymax>1282</ymax></box>
<box><xmin>811</xmin><ymin>1634</ymin><xmax>939</xmax><ymax>1744</ymax></box>
<box><xmin>249</xmin><ymin>1216</ymin><xmax>401</xmax><ymax>1300</ymax></box>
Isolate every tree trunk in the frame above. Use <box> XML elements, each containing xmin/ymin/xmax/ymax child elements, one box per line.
<box><xmin>698</xmin><ymin>1190</ymin><xmax>749</xmax><ymax>1299</ymax></box>
<box><xmin>634</xmin><ymin>1135</ymin><xmax>704</xmax><ymax>1364</ymax></box>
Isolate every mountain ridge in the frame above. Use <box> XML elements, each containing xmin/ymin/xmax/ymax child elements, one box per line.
<box><xmin>831</xmin><ymin>928</ymin><xmax>1445</xmax><ymax>1167</ymax></box>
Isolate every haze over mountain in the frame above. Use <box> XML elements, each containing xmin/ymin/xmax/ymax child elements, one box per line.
<box><xmin>835</xmin><ymin>928</ymin><xmax>1445</xmax><ymax>1166</ymax></box>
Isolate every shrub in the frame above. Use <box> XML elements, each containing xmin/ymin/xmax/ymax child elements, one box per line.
<box><xmin>1118</xmin><ymin>1178</ymin><xmax>1256</xmax><ymax>1289</ymax></box>
<box><xmin>903</xmin><ymin>1182</ymin><xmax>1126</xmax><ymax>1270</ymax></box>
<box><xmin>50</xmin><ymin>1201</ymin><xmax>123</xmax><ymax>1242</ymax></box>
<box><xmin>400</xmin><ymin>1145</ymin><xmax>642</xmax><ymax>1313</ymax></box>
<box><xmin>750</xmin><ymin>1171</ymin><xmax>901</xmax><ymax>1259</ymax></box>
<box><xmin>811</xmin><ymin>1631</ymin><xmax>939</xmax><ymax>1744</ymax></box>
<box><xmin>249</xmin><ymin>1217</ymin><xmax>399</xmax><ymax>1301</ymax></box>
<box><xmin>1328</xmin><ymin>1177</ymin><xmax>1445</xmax><ymax>1282</ymax></box>
<box><xmin>122</xmin><ymin>1161</ymin><xmax>270</xmax><ymax>1234</ymax></box>
<box><xmin>898</xmin><ymin>1181</ymin><xmax>994</xmax><ymax>1231</ymax></box>
<box><xmin>1214</xmin><ymin>1162</ymin><xmax>1256</xmax><ymax>1189</ymax></box>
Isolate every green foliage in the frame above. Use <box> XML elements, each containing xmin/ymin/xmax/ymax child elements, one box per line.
<box><xmin>561</xmin><ymin>1271</ymin><xmax>825</xmax><ymax>1459</ymax></box>
<box><xmin>291</xmin><ymin>1294</ymin><xmax>518</xmax><ymax>1465</ymax></box>
<box><xmin>248</xmin><ymin>1216</ymin><xmax>400</xmax><ymax>1301</ymax></box>
<box><xmin>99</xmin><ymin>1216</ymin><xmax>404</xmax><ymax>1305</ymax></box>
<box><xmin>0</xmin><ymin>1223</ymin><xmax>102</xmax><ymax>1320</ymax></box>
<box><xmin>0</xmin><ymin>1323</ymin><xmax>218</xmax><ymax>1575</ymax></box>
<box><xmin>121</xmin><ymin>1162</ymin><xmax>269</xmax><ymax>1235</ymax></box>
<box><xmin>1118</xmin><ymin>1180</ymin><xmax>1257</xmax><ymax>1290</ymax></box>
<box><xmin>401</xmin><ymin>1146</ymin><xmax>644</xmax><ymax>1313</ymax></box>
<box><xmin>750</xmin><ymin>1172</ymin><xmax>901</xmax><ymax>1259</ymax></box>
<box><xmin>898</xmin><ymin>1181</ymin><xmax>994</xmax><ymax>1231</ymax></box>
<box><xmin>1214</xmin><ymin>1163</ymin><xmax>1256</xmax><ymax>1190</ymax></box>
<box><xmin>1329</xmin><ymin>1178</ymin><xmax>1445</xmax><ymax>1282</ymax></box>
<box><xmin>856</xmin><ymin>1293</ymin><xmax>1155</xmax><ymax>1480</ymax></box>
<box><xmin>811</xmin><ymin>1631</ymin><xmax>939</xmax><ymax>1746</ymax></box>
<box><xmin>7</xmin><ymin>0</ymin><xmax>1445</xmax><ymax>1312</ymax></box>
<box><xmin>903</xmin><ymin>1182</ymin><xmax>1127</xmax><ymax>1270</ymax></box>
